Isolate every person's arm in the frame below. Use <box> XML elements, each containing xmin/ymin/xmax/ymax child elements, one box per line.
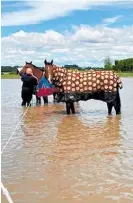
<box><xmin>32</xmin><ymin>77</ymin><xmax>38</xmax><ymax>86</ymax></box>
<box><xmin>19</xmin><ymin>72</ymin><xmax>25</xmax><ymax>77</ymax></box>
<box><xmin>31</xmin><ymin>74</ymin><xmax>39</xmax><ymax>84</ymax></box>
<box><xmin>20</xmin><ymin>73</ymin><xmax>27</xmax><ymax>82</ymax></box>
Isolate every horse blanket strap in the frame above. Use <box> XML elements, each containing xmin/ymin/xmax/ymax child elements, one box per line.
<box><xmin>36</xmin><ymin>76</ymin><xmax>59</xmax><ymax>97</ymax></box>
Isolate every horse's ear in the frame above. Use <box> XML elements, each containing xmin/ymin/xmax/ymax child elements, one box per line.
<box><xmin>44</xmin><ymin>60</ymin><xmax>47</xmax><ymax>64</ymax></box>
<box><xmin>51</xmin><ymin>59</ymin><xmax>53</xmax><ymax>65</ymax></box>
<box><xmin>30</xmin><ymin>61</ymin><xmax>32</xmax><ymax>64</ymax></box>
<box><xmin>26</xmin><ymin>61</ymin><xmax>28</xmax><ymax>65</ymax></box>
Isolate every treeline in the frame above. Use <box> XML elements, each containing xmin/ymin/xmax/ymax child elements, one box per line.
<box><xmin>64</xmin><ymin>65</ymin><xmax>103</xmax><ymax>71</ymax></box>
<box><xmin>1</xmin><ymin>58</ymin><xmax>133</xmax><ymax>73</ymax></box>
<box><xmin>113</xmin><ymin>58</ymin><xmax>133</xmax><ymax>71</ymax></box>
<box><xmin>1</xmin><ymin>66</ymin><xmax>20</xmax><ymax>73</ymax></box>
<box><xmin>64</xmin><ymin>58</ymin><xmax>133</xmax><ymax>71</ymax></box>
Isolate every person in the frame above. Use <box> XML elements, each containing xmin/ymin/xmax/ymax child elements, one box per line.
<box><xmin>19</xmin><ymin>68</ymin><xmax>38</xmax><ymax>107</ymax></box>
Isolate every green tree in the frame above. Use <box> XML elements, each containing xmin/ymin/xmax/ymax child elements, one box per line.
<box><xmin>104</xmin><ymin>57</ymin><xmax>113</xmax><ymax>70</ymax></box>
<box><xmin>114</xmin><ymin>58</ymin><xmax>133</xmax><ymax>71</ymax></box>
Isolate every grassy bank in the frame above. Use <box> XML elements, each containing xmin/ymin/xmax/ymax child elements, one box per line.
<box><xmin>1</xmin><ymin>74</ymin><xmax>20</xmax><ymax>79</ymax></box>
<box><xmin>117</xmin><ymin>72</ymin><xmax>133</xmax><ymax>77</ymax></box>
<box><xmin>1</xmin><ymin>72</ymin><xmax>133</xmax><ymax>79</ymax></box>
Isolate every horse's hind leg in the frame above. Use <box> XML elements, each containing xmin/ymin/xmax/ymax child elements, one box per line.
<box><xmin>43</xmin><ymin>96</ymin><xmax>48</xmax><ymax>104</ymax></box>
<box><xmin>107</xmin><ymin>102</ymin><xmax>113</xmax><ymax>115</ymax></box>
<box><xmin>70</xmin><ymin>102</ymin><xmax>75</xmax><ymax>114</ymax></box>
<box><xmin>113</xmin><ymin>90</ymin><xmax>121</xmax><ymax>115</ymax></box>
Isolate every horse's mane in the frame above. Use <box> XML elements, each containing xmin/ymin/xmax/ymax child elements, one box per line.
<box><xmin>53</xmin><ymin>64</ymin><xmax>83</xmax><ymax>73</ymax></box>
<box><xmin>53</xmin><ymin>64</ymin><xmax>67</xmax><ymax>71</ymax></box>
<box><xmin>26</xmin><ymin>62</ymin><xmax>44</xmax><ymax>71</ymax></box>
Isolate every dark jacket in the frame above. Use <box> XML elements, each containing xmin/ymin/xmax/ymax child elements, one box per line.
<box><xmin>20</xmin><ymin>73</ymin><xmax>38</xmax><ymax>92</ymax></box>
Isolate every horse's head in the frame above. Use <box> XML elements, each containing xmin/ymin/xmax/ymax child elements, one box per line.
<box><xmin>44</xmin><ymin>59</ymin><xmax>54</xmax><ymax>84</ymax></box>
<box><xmin>20</xmin><ymin>61</ymin><xmax>44</xmax><ymax>82</ymax></box>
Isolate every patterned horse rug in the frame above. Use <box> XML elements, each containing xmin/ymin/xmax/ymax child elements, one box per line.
<box><xmin>36</xmin><ymin>76</ymin><xmax>58</xmax><ymax>97</ymax></box>
<box><xmin>51</xmin><ymin>66</ymin><xmax>123</xmax><ymax>103</ymax></box>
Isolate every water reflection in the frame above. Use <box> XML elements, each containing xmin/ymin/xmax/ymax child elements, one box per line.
<box><xmin>40</xmin><ymin>115</ymin><xmax>122</xmax><ymax>202</ymax></box>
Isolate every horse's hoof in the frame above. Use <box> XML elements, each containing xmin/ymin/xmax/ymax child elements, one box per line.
<box><xmin>116</xmin><ymin>112</ymin><xmax>121</xmax><ymax>115</ymax></box>
<box><xmin>54</xmin><ymin>99</ymin><xmax>58</xmax><ymax>103</ymax></box>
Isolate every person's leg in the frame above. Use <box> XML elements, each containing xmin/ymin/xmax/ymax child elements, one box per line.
<box><xmin>21</xmin><ymin>91</ymin><xmax>26</xmax><ymax>106</ymax></box>
<box><xmin>26</xmin><ymin>92</ymin><xmax>32</xmax><ymax>107</ymax></box>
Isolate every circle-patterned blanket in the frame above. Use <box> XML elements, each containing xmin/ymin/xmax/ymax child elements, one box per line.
<box><xmin>52</xmin><ymin>67</ymin><xmax>123</xmax><ymax>94</ymax></box>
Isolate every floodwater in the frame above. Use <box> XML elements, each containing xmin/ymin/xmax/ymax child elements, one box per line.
<box><xmin>1</xmin><ymin>78</ymin><xmax>133</xmax><ymax>203</ymax></box>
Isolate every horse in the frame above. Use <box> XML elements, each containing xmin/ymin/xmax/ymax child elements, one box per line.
<box><xmin>44</xmin><ymin>59</ymin><xmax>123</xmax><ymax>115</ymax></box>
<box><xmin>19</xmin><ymin>61</ymin><xmax>57</xmax><ymax>104</ymax></box>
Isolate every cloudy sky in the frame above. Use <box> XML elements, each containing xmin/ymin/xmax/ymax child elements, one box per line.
<box><xmin>1</xmin><ymin>0</ymin><xmax>133</xmax><ymax>67</ymax></box>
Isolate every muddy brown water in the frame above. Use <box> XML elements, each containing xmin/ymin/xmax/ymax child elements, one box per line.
<box><xmin>1</xmin><ymin>78</ymin><xmax>133</xmax><ymax>203</ymax></box>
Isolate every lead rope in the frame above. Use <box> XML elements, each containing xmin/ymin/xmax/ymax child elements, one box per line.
<box><xmin>1</xmin><ymin>103</ymin><xmax>31</xmax><ymax>203</ymax></box>
<box><xmin>1</xmin><ymin>183</ymin><xmax>14</xmax><ymax>203</ymax></box>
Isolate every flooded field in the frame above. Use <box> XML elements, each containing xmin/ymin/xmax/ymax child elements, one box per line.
<box><xmin>1</xmin><ymin>78</ymin><xmax>133</xmax><ymax>203</ymax></box>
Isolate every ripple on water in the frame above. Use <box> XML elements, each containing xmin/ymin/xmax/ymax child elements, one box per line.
<box><xmin>1</xmin><ymin>78</ymin><xmax>133</xmax><ymax>203</ymax></box>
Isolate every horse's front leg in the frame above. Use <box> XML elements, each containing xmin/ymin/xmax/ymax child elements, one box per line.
<box><xmin>66</xmin><ymin>102</ymin><xmax>71</xmax><ymax>114</ymax></box>
<box><xmin>36</xmin><ymin>95</ymin><xmax>41</xmax><ymax>105</ymax></box>
<box><xmin>53</xmin><ymin>93</ymin><xmax>57</xmax><ymax>103</ymax></box>
<box><xmin>43</xmin><ymin>96</ymin><xmax>48</xmax><ymax>104</ymax></box>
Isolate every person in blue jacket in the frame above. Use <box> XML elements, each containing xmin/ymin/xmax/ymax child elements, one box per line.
<box><xmin>19</xmin><ymin>68</ymin><xmax>38</xmax><ymax>107</ymax></box>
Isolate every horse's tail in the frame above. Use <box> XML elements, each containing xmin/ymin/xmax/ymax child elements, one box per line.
<box><xmin>116</xmin><ymin>75</ymin><xmax>123</xmax><ymax>89</ymax></box>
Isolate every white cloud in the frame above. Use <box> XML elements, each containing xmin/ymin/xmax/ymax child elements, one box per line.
<box><xmin>1</xmin><ymin>24</ymin><xmax>133</xmax><ymax>67</ymax></box>
<box><xmin>1</xmin><ymin>0</ymin><xmax>133</xmax><ymax>26</ymax></box>
<box><xmin>103</xmin><ymin>15</ymin><xmax>122</xmax><ymax>24</ymax></box>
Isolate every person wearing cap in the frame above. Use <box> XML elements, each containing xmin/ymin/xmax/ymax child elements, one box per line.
<box><xmin>20</xmin><ymin>68</ymin><xmax>38</xmax><ymax>107</ymax></box>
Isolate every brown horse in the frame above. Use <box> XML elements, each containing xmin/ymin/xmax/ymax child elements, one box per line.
<box><xmin>44</xmin><ymin>59</ymin><xmax>123</xmax><ymax>115</ymax></box>
<box><xmin>19</xmin><ymin>61</ymin><xmax>57</xmax><ymax>104</ymax></box>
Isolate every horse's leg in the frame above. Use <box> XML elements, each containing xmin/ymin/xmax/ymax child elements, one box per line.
<box><xmin>107</xmin><ymin>102</ymin><xmax>113</xmax><ymax>115</ymax></box>
<box><xmin>66</xmin><ymin>102</ymin><xmax>71</xmax><ymax>114</ymax></box>
<box><xmin>113</xmin><ymin>90</ymin><xmax>121</xmax><ymax>115</ymax></box>
<box><xmin>70</xmin><ymin>102</ymin><xmax>75</xmax><ymax>114</ymax></box>
<box><xmin>53</xmin><ymin>93</ymin><xmax>57</xmax><ymax>103</ymax></box>
<box><xmin>36</xmin><ymin>95</ymin><xmax>41</xmax><ymax>105</ymax></box>
<box><xmin>43</xmin><ymin>96</ymin><xmax>48</xmax><ymax>104</ymax></box>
